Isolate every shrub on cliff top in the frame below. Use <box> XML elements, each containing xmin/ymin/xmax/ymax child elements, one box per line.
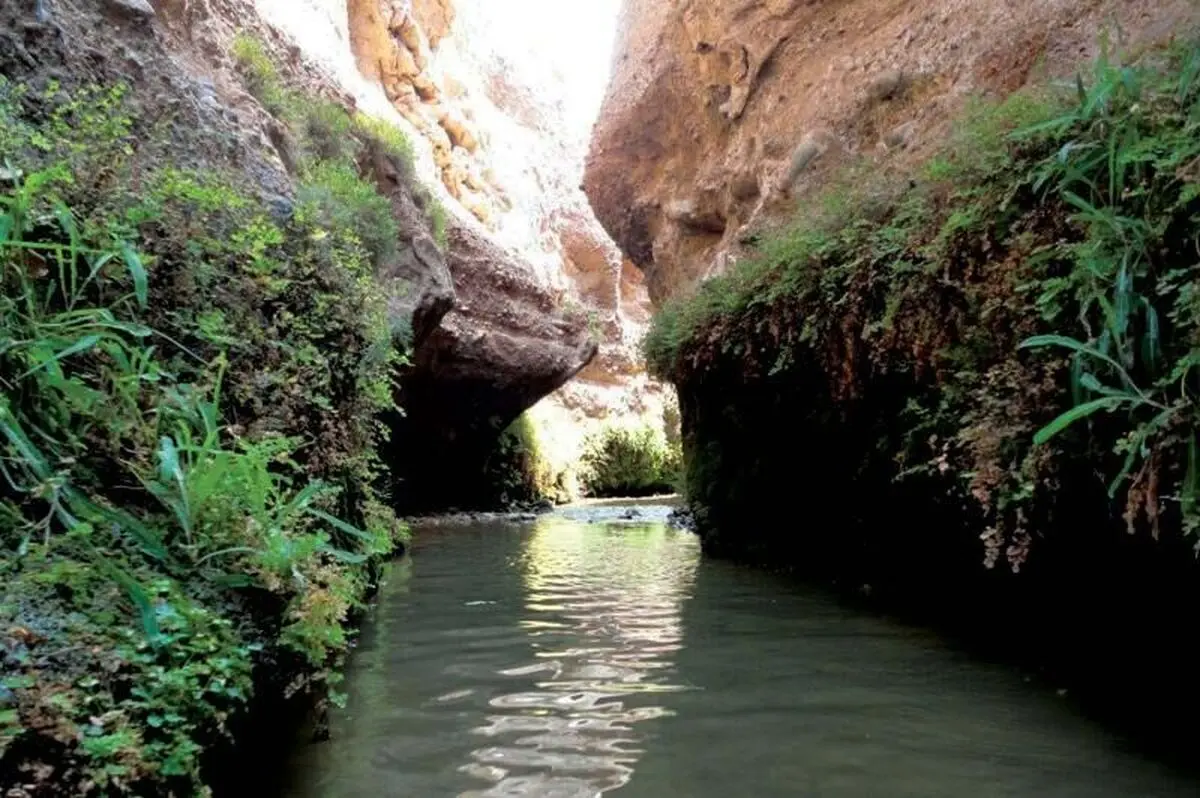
<box><xmin>647</xmin><ymin>38</ymin><xmax>1200</xmax><ymax>567</ymax></box>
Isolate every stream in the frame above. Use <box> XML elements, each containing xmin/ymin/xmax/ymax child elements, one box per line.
<box><xmin>279</xmin><ymin>502</ymin><xmax>1196</xmax><ymax>797</ymax></box>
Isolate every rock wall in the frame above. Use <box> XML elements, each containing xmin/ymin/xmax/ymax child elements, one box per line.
<box><xmin>586</xmin><ymin>0</ymin><xmax>1197</xmax><ymax>304</ymax></box>
<box><xmin>257</xmin><ymin>0</ymin><xmax>671</xmax><ymax>499</ymax></box>
<box><xmin>5</xmin><ymin>0</ymin><xmax>664</xmax><ymax>509</ymax></box>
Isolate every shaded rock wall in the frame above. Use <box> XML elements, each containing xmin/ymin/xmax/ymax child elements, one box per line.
<box><xmin>586</xmin><ymin>0</ymin><xmax>1197</xmax><ymax>303</ymax></box>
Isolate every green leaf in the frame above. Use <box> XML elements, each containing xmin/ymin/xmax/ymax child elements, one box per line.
<box><xmin>1062</xmin><ymin>189</ymin><xmax>1100</xmax><ymax>216</ymax></box>
<box><xmin>320</xmin><ymin>545</ymin><xmax>369</xmax><ymax>564</ymax></box>
<box><xmin>306</xmin><ymin>507</ymin><xmax>373</xmax><ymax>543</ymax></box>
<box><xmin>1033</xmin><ymin>396</ymin><xmax>1130</xmax><ymax>446</ymax></box>
<box><xmin>121</xmin><ymin>242</ymin><xmax>148</xmax><ymax>308</ymax></box>
<box><xmin>157</xmin><ymin>436</ymin><xmax>183</xmax><ymax>488</ymax></box>
<box><xmin>95</xmin><ymin>557</ymin><xmax>162</xmax><ymax>646</ymax></box>
<box><xmin>0</xmin><ymin>213</ymin><xmax>12</xmax><ymax>245</ymax></box>
<box><xmin>1020</xmin><ymin>334</ymin><xmax>1139</xmax><ymax>391</ymax></box>
<box><xmin>1184</xmin><ymin>436</ymin><xmax>1199</xmax><ymax>519</ymax></box>
<box><xmin>64</xmin><ymin>490</ymin><xmax>168</xmax><ymax>561</ymax></box>
<box><xmin>0</xmin><ymin>403</ymin><xmax>52</xmax><ymax>480</ymax></box>
<box><xmin>1141</xmin><ymin>298</ymin><xmax>1161</xmax><ymax>377</ymax></box>
<box><xmin>1078</xmin><ymin>372</ymin><xmax>1133</xmax><ymax>398</ymax></box>
<box><xmin>18</xmin><ymin>334</ymin><xmax>102</xmax><ymax>380</ymax></box>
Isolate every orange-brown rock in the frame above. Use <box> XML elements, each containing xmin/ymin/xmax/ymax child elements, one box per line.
<box><xmin>411</xmin><ymin>0</ymin><xmax>454</xmax><ymax>48</ymax></box>
<box><xmin>586</xmin><ymin>0</ymin><xmax>1199</xmax><ymax>303</ymax></box>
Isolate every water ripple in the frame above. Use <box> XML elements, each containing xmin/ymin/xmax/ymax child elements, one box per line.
<box><xmin>458</xmin><ymin>520</ymin><xmax>699</xmax><ymax>796</ymax></box>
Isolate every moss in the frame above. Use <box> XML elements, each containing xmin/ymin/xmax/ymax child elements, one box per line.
<box><xmin>0</xmin><ymin>65</ymin><xmax>416</xmax><ymax>795</ymax></box>
<box><xmin>650</xmin><ymin>38</ymin><xmax>1200</xmax><ymax>569</ymax></box>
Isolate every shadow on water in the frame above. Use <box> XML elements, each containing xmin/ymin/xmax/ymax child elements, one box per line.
<box><xmin>272</xmin><ymin>507</ymin><xmax>1199</xmax><ymax>797</ymax></box>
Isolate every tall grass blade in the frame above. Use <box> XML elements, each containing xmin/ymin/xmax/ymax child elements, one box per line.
<box><xmin>120</xmin><ymin>242</ymin><xmax>149</xmax><ymax>308</ymax></box>
<box><xmin>0</xmin><ymin>402</ymin><xmax>52</xmax><ymax>480</ymax></box>
<box><xmin>1033</xmin><ymin>396</ymin><xmax>1129</xmax><ymax>445</ymax></box>
<box><xmin>306</xmin><ymin>507</ymin><xmax>374</xmax><ymax>543</ymax></box>
<box><xmin>18</xmin><ymin>333</ymin><xmax>102</xmax><ymax>379</ymax></box>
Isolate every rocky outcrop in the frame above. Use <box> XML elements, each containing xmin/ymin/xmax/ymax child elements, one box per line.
<box><xmin>7</xmin><ymin>0</ymin><xmax>645</xmax><ymax>509</ymax></box>
<box><xmin>247</xmin><ymin>0</ymin><xmax>666</xmax><ymax>500</ymax></box>
<box><xmin>328</xmin><ymin>0</ymin><xmax>671</xmax><ymax>493</ymax></box>
<box><xmin>586</xmin><ymin>0</ymin><xmax>1198</xmax><ymax>303</ymax></box>
<box><xmin>36</xmin><ymin>0</ymin><xmax>664</xmax><ymax>506</ymax></box>
<box><xmin>396</xmin><ymin>223</ymin><xmax>597</xmax><ymax>508</ymax></box>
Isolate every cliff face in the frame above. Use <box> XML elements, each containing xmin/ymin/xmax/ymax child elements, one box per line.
<box><xmin>4</xmin><ymin>0</ymin><xmax>659</xmax><ymax>509</ymax></box>
<box><xmin>256</xmin><ymin>0</ymin><xmax>668</xmax><ymax>498</ymax></box>
<box><xmin>586</xmin><ymin>0</ymin><xmax>1197</xmax><ymax>304</ymax></box>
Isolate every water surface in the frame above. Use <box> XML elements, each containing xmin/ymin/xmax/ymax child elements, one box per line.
<box><xmin>282</xmin><ymin>506</ymin><xmax>1195</xmax><ymax>797</ymax></box>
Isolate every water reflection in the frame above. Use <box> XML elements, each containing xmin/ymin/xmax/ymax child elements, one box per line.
<box><xmin>460</xmin><ymin>519</ymin><xmax>701</xmax><ymax>797</ymax></box>
<box><xmin>278</xmin><ymin>510</ymin><xmax>1197</xmax><ymax>798</ymax></box>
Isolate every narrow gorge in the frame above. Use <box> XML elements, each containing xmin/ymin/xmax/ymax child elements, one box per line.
<box><xmin>3</xmin><ymin>0</ymin><xmax>1200</xmax><ymax>795</ymax></box>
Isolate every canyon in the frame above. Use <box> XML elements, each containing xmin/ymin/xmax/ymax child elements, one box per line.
<box><xmin>6</xmin><ymin>0</ymin><xmax>1200</xmax><ymax>794</ymax></box>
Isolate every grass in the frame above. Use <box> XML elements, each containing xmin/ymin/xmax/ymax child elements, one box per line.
<box><xmin>0</xmin><ymin>55</ymin><xmax>417</xmax><ymax>794</ymax></box>
<box><xmin>649</xmin><ymin>37</ymin><xmax>1200</xmax><ymax>567</ymax></box>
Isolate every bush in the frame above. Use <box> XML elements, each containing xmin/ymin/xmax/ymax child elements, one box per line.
<box><xmin>298</xmin><ymin>159</ymin><xmax>400</xmax><ymax>268</ymax></box>
<box><xmin>648</xmin><ymin>38</ymin><xmax>1200</xmax><ymax>568</ymax></box>
<box><xmin>0</xmin><ymin>70</ymin><xmax>410</xmax><ymax>795</ymax></box>
<box><xmin>231</xmin><ymin>33</ymin><xmax>295</xmax><ymax>117</ymax></box>
<box><xmin>580</xmin><ymin>425</ymin><xmax>682</xmax><ymax>498</ymax></box>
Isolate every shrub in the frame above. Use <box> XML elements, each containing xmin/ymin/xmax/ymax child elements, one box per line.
<box><xmin>648</xmin><ymin>38</ymin><xmax>1200</xmax><ymax>568</ymax></box>
<box><xmin>580</xmin><ymin>425</ymin><xmax>682</xmax><ymax>498</ymax></box>
<box><xmin>298</xmin><ymin>159</ymin><xmax>400</xmax><ymax>268</ymax></box>
<box><xmin>0</xmin><ymin>73</ymin><xmax>408</xmax><ymax>795</ymax></box>
<box><xmin>353</xmin><ymin>112</ymin><xmax>416</xmax><ymax>174</ymax></box>
<box><xmin>230</xmin><ymin>33</ymin><xmax>295</xmax><ymax>117</ymax></box>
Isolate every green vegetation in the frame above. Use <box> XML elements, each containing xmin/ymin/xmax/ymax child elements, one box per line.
<box><xmin>482</xmin><ymin>414</ymin><xmax>569</xmax><ymax>508</ymax></box>
<box><xmin>648</xmin><ymin>39</ymin><xmax>1200</xmax><ymax>567</ymax></box>
<box><xmin>0</xmin><ymin>39</ymin><xmax>428</xmax><ymax>794</ymax></box>
<box><xmin>579</xmin><ymin>424</ymin><xmax>682</xmax><ymax>498</ymax></box>
<box><xmin>231</xmin><ymin>34</ymin><xmax>445</xmax><ymax>254</ymax></box>
<box><xmin>231</xmin><ymin>33</ymin><xmax>295</xmax><ymax>118</ymax></box>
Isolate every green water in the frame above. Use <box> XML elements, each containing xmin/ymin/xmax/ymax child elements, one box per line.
<box><xmin>281</xmin><ymin>506</ymin><xmax>1195</xmax><ymax>797</ymax></box>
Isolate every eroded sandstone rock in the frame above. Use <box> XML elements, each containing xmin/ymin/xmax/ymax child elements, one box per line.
<box><xmin>586</xmin><ymin>0</ymin><xmax>1200</xmax><ymax>303</ymax></box>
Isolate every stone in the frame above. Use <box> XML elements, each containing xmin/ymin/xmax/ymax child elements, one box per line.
<box><xmin>883</xmin><ymin>120</ymin><xmax>917</xmax><ymax>150</ymax></box>
<box><xmin>865</xmin><ymin>69</ymin><xmax>906</xmax><ymax>103</ymax></box>
<box><xmin>585</xmin><ymin>0</ymin><xmax>1197</xmax><ymax>304</ymax></box>
<box><xmin>394</xmin><ymin>221</ymin><xmax>597</xmax><ymax>510</ymax></box>
<box><xmin>104</xmin><ymin>0</ymin><xmax>155</xmax><ymax>17</ymax></box>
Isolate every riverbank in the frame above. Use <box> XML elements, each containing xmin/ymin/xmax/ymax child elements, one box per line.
<box><xmin>0</xmin><ymin>18</ymin><xmax>428</xmax><ymax>794</ymax></box>
<box><xmin>646</xmin><ymin>39</ymin><xmax>1200</xmax><ymax>756</ymax></box>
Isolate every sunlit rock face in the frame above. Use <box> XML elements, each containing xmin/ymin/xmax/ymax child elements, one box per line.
<box><xmin>586</xmin><ymin>0</ymin><xmax>1198</xmax><ymax>304</ymax></box>
<box><xmin>256</xmin><ymin>0</ymin><xmax>671</xmax><ymax>498</ymax></box>
<box><xmin>251</xmin><ymin>0</ymin><xmax>672</xmax><ymax>502</ymax></box>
